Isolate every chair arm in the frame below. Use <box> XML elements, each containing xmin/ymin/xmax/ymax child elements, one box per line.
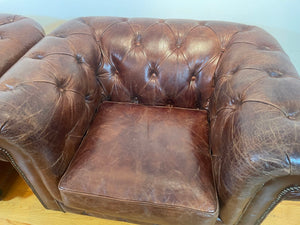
<box><xmin>0</xmin><ymin>14</ymin><xmax>44</xmax><ymax>76</ymax></box>
<box><xmin>0</xmin><ymin>19</ymin><xmax>101</xmax><ymax>209</ymax></box>
<box><xmin>209</xmin><ymin>26</ymin><xmax>300</xmax><ymax>224</ymax></box>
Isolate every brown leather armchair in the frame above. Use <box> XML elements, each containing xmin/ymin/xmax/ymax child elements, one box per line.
<box><xmin>0</xmin><ymin>17</ymin><xmax>299</xmax><ymax>225</ymax></box>
<box><xmin>0</xmin><ymin>14</ymin><xmax>44</xmax><ymax>199</ymax></box>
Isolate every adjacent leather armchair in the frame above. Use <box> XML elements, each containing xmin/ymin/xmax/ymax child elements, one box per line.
<box><xmin>0</xmin><ymin>13</ymin><xmax>44</xmax><ymax>198</ymax></box>
<box><xmin>0</xmin><ymin>17</ymin><xmax>299</xmax><ymax>225</ymax></box>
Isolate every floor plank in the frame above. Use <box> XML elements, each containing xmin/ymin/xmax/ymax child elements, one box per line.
<box><xmin>0</xmin><ymin>175</ymin><xmax>299</xmax><ymax>225</ymax></box>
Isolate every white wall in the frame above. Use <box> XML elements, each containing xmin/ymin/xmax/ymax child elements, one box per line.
<box><xmin>1</xmin><ymin>0</ymin><xmax>299</xmax><ymax>72</ymax></box>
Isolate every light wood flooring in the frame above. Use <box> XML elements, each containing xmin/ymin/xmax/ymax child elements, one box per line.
<box><xmin>0</xmin><ymin>175</ymin><xmax>299</xmax><ymax>225</ymax></box>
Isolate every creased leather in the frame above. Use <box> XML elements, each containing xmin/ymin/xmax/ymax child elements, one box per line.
<box><xmin>209</xmin><ymin>26</ymin><xmax>300</xmax><ymax>224</ymax></box>
<box><xmin>0</xmin><ymin>16</ymin><xmax>298</xmax><ymax>225</ymax></box>
<box><xmin>59</xmin><ymin>101</ymin><xmax>217</xmax><ymax>225</ymax></box>
<box><xmin>0</xmin><ymin>14</ymin><xmax>44</xmax><ymax>162</ymax></box>
<box><xmin>0</xmin><ymin>14</ymin><xmax>44</xmax><ymax>76</ymax></box>
<box><xmin>0</xmin><ymin>19</ymin><xmax>101</xmax><ymax>206</ymax></box>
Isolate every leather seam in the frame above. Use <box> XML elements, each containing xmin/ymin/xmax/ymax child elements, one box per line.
<box><xmin>0</xmin><ymin>147</ymin><xmax>49</xmax><ymax>209</ymax></box>
<box><xmin>55</xmin><ymin>200</ymin><xmax>66</xmax><ymax>212</ymax></box>
<box><xmin>254</xmin><ymin>185</ymin><xmax>300</xmax><ymax>225</ymax></box>
<box><xmin>101</xmin><ymin>100</ymin><xmax>207</xmax><ymax>111</ymax></box>
<box><xmin>59</xmin><ymin>187</ymin><xmax>218</xmax><ymax>216</ymax></box>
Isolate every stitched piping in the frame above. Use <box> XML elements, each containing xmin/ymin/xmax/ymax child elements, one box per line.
<box><xmin>0</xmin><ymin>147</ymin><xmax>48</xmax><ymax>209</ymax></box>
<box><xmin>254</xmin><ymin>185</ymin><xmax>300</xmax><ymax>225</ymax></box>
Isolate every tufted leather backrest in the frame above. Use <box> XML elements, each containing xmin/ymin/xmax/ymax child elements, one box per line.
<box><xmin>81</xmin><ymin>17</ymin><xmax>250</xmax><ymax>109</ymax></box>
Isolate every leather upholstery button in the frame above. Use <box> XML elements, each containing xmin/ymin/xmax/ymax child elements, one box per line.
<box><xmin>56</xmin><ymin>34</ymin><xmax>66</xmax><ymax>38</ymax></box>
<box><xmin>268</xmin><ymin>71</ymin><xmax>283</xmax><ymax>78</ymax></box>
<box><xmin>34</xmin><ymin>54</ymin><xmax>44</xmax><ymax>59</ymax></box>
<box><xmin>287</xmin><ymin>111</ymin><xmax>299</xmax><ymax>120</ymax></box>
<box><xmin>133</xmin><ymin>96</ymin><xmax>139</xmax><ymax>104</ymax></box>
<box><xmin>232</xmin><ymin>66</ymin><xmax>240</xmax><ymax>74</ymax></box>
<box><xmin>150</xmin><ymin>73</ymin><xmax>157</xmax><ymax>79</ymax></box>
<box><xmin>85</xmin><ymin>94</ymin><xmax>92</xmax><ymax>101</ymax></box>
<box><xmin>176</xmin><ymin>39</ymin><xmax>182</xmax><ymax>48</ymax></box>
<box><xmin>135</xmin><ymin>33</ymin><xmax>142</xmax><ymax>46</ymax></box>
<box><xmin>191</xmin><ymin>76</ymin><xmax>196</xmax><ymax>81</ymax></box>
<box><xmin>55</xmin><ymin>79</ymin><xmax>66</xmax><ymax>91</ymax></box>
<box><xmin>260</xmin><ymin>46</ymin><xmax>271</xmax><ymax>51</ymax></box>
<box><xmin>75</xmin><ymin>54</ymin><xmax>85</xmax><ymax>63</ymax></box>
<box><xmin>58</xmin><ymin>88</ymin><xmax>64</xmax><ymax>92</ymax></box>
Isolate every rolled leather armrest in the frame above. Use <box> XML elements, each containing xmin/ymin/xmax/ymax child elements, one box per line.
<box><xmin>209</xmin><ymin>26</ymin><xmax>300</xmax><ymax>224</ymax></box>
<box><xmin>0</xmin><ymin>14</ymin><xmax>44</xmax><ymax>162</ymax></box>
<box><xmin>0</xmin><ymin>14</ymin><xmax>44</xmax><ymax>76</ymax></box>
<box><xmin>0</xmin><ymin>19</ymin><xmax>101</xmax><ymax>209</ymax></box>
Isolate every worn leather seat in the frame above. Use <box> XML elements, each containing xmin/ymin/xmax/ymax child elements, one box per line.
<box><xmin>0</xmin><ymin>14</ymin><xmax>44</xmax><ymax>199</ymax></box>
<box><xmin>59</xmin><ymin>102</ymin><xmax>217</xmax><ymax>225</ymax></box>
<box><xmin>0</xmin><ymin>16</ymin><xmax>299</xmax><ymax>225</ymax></box>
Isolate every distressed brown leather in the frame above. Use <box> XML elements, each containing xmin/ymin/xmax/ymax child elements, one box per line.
<box><xmin>0</xmin><ymin>14</ymin><xmax>44</xmax><ymax>199</ymax></box>
<box><xmin>0</xmin><ymin>19</ymin><xmax>101</xmax><ymax>208</ymax></box>
<box><xmin>0</xmin><ymin>16</ymin><xmax>298</xmax><ymax>225</ymax></box>
<box><xmin>92</xmin><ymin>17</ymin><xmax>224</xmax><ymax>109</ymax></box>
<box><xmin>0</xmin><ymin>14</ymin><xmax>44</xmax><ymax>77</ymax></box>
<box><xmin>0</xmin><ymin>14</ymin><xmax>44</xmax><ymax>161</ymax></box>
<box><xmin>59</xmin><ymin>101</ymin><xmax>217</xmax><ymax>225</ymax></box>
<box><xmin>236</xmin><ymin>176</ymin><xmax>300</xmax><ymax>224</ymax></box>
<box><xmin>209</xmin><ymin>25</ymin><xmax>300</xmax><ymax>224</ymax></box>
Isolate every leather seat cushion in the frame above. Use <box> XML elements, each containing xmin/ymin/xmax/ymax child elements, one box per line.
<box><xmin>59</xmin><ymin>101</ymin><xmax>218</xmax><ymax>225</ymax></box>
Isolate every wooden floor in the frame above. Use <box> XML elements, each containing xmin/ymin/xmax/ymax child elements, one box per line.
<box><xmin>0</xmin><ymin>175</ymin><xmax>299</xmax><ymax>225</ymax></box>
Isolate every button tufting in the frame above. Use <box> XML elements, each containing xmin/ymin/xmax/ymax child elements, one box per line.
<box><xmin>150</xmin><ymin>73</ymin><xmax>157</xmax><ymax>80</ymax></box>
<box><xmin>230</xmin><ymin>95</ymin><xmax>243</xmax><ymax>107</ymax></box>
<box><xmin>85</xmin><ymin>93</ymin><xmax>92</xmax><ymax>102</ymax></box>
<box><xmin>176</xmin><ymin>39</ymin><xmax>182</xmax><ymax>49</ymax></box>
<box><xmin>260</xmin><ymin>46</ymin><xmax>271</xmax><ymax>51</ymax></box>
<box><xmin>75</xmin><ymin>54</ymin><xmax>85</xmax><ymax>63</ymax></box>
<box><xmin>34</xmin><ymin>54</ymin><xmax>44</xmax><ymax>60</ymax></box>
<box><xmin>135</xmin><ymin>33</ymin><xmax>142</xmax><ymax>46</ymax></box>
<box><xmin>191</xmin><ymin>76</ymin><xmax>197</xmax><ymax>81</ymax></box>
<box><xmin>133</xmin><ymin>96</ymin><xmax>139</xmax><ymax>104</ymax></box>
<box><xmin>58</xmin><ymin>88</ymin><xmax>64</xmax><ymax>93</ymax></box>
<box><xmin>287</xmin><ymin>111</ymin><xmax>300</xmax><ymax>120</ymax></box>
<box><xmin>112</xmin><ymin>68</ymin><xmax>120</xmax><ymax>78</ymax></box>
<box><xmin>268</xmin><ymin>71</ymin><xmax>283</xmax><ymax>78</ymax></box>
<box><xmin>232</xmin><ymin>66</ymin><xmax>240</xmax><ymax>74</ymax></box>
<box><xmin>166</xmin><ymin>99</ymin><xmax>175</xmax><ymax>106</ymax></box>
<box><xmin>56</xmin><ymin>34</ymin><xmax>66</xmax><ymax>38</ymax></box>
<box><xmin>56</xmin><ymin>79</ymin><xmax>66</xmax><ymax>93</ymax></box>
<box><xmin>147</xmin><ymin>65</ymin><xmax>159</xmax><ymax>81</ymax></box>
